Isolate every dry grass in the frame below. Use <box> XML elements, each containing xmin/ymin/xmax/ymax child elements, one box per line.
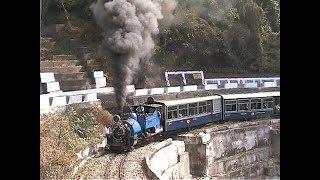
<box><xmin>40</xmin><ymin>106</ymin><xmax>113</xmax><ymax>179</ymax></box>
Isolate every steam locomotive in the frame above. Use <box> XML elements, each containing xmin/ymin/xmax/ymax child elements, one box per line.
<box><xmin>106</xmin><ymin>91</ymin><xmax>280</xmax><ymax>152</ymax></box>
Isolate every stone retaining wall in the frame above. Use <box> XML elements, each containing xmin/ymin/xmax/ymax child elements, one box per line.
<box><xmin>177</xmin><ymin>119</ymin><xmax>280</xmax><ymax>178</ymax></box>
<box><xmin>144</xmin><ymin>138</ymin><xmax>191</xmax><ymax>179</ymax></box>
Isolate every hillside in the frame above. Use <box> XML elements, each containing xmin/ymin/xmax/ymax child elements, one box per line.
<box><xmin>41</xmin><ymin>0</ymin><xmax>280</xmax><ymax>88</ymax></box>
<box><xmin>40</xmin><ymin>106</ymin><xmax>113</xmax><ymax>179</ymax></box>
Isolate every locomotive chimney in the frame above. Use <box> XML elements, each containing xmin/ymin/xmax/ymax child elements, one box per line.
<box><xmin>117</xmin><ymin>107</ymin><xmax>124</xmax><ymax>119</ymax></box>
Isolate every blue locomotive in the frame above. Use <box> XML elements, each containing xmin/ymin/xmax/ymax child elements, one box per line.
<box><xmin>106</xmin><ymin>98</ymin><xmax>164</xmax><ymax>151</ymax></box>
<box><xmin>107</xmin><ymin>91</ymin><xmax>280</xmax><ymax>152</ymax></box>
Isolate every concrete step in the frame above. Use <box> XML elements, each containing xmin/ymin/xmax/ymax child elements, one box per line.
<box><xmin>54</xmin><ymin>72</ymin><xmax>87</xmax><ymax>80</ymax></box>
<box><xmin>53</xmin><ymin>54</ymin><xmax>77</xmax><ymax>61</ymax></box>
<box><xmin>59</xmin><ymin>79</ymin><xmax>89</xmax><ymax>87</ymax></box>
<box><xmin>41</xmin><ymin>37</ymin><xmax>52</xmax><ymax>41</ymax></box>
<box><xmin>40</xmin><ymin>60</ymin><xmax>80</xmax><ymax>68</ymax></box>
<box><xmin>40</xmin><ymin>65</ymin><xmax>84</xmax><ymax>74</ymax></box>
<box><xmin>73</xmin><ymin>46</ymin><xmax>93</xmax><ymax>60</ymax></box>
<box><xmin>86</xmin><ymin>59</ymin><xmax>105</xmax><ymax>66</ymax></box>
<box><xmin>40</xmin><ymin>48</ymin><xmax>54</xmax><ymax>60</ymax></box>
<box><xmin>59</xmin><ymin>79</ymin><xmax>92</xmax><ymax>91</ymax></box>
<box><xmin>83</xmin><ymin>52</ymin><xmax>94</xmax><ymax>60</ymax></box>
<box><xmin>60</xmin><ymin>83</ymin><xmax>93</xmax><ymax>92</ymax></box>
<box><xmin>86</xmin><ymin>60</ymin><xmax>105</xmax><ymax>71</ymax></box>
<box><xmin>76</xmin><ymin>46</ymin><xmax>90</xmax><ymax>53</ymax></box>
<box><xmin>40</xmin><ymin>47</ymin><xmax>49</xmax><ymax>52</ymax></box>
<box><xmin>90</xmin><ymin>65</ymin><xmax>105</xmax><ymax>71</ymax></box>
<box><xmin>40</xmin><ymin>37</ymin><xmax>55</xmax><ymax>50</ymax></box>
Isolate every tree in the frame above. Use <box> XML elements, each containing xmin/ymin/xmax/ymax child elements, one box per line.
<box><xmin>224</xmin><ymin>0</ymin><xmax>272</xmax><ymax>72</ymax></box>
<box><xmin>41</xmin><ymin>0</ymin><xmax>280</xmax><ymax>77</ymax></box>
<box><xmin>157</xmin><ymin>10</ymin><xmax>229</xmax><ymax>70</ymax></box>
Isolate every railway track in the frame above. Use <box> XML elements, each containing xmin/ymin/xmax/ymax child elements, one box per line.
<box><xmin>118</xmin><ymin>153</ymin><xmax>129</xmax><ymax>180</ymax></box>
<box><xmin>99</xmin><ymin>142</ymin><xmax>160</xmax><ymax>180</ymax></box>
<box><xmin>103</xmin><ymin>153</ymin><xmax>117</xmax><ymax>179</ymax></box>
<box><xmin>103</xmin><ymin>152</ymin><xmax>129</xmax><ymax>180</ymax></box>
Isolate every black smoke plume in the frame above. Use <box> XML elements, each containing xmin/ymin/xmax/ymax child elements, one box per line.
<box><xmin>90</xmin><ymin>0</ymin><xmax>176</xmax><ymax>114</ymax></box>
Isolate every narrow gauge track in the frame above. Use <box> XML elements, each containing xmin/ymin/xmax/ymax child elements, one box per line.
<box><xmin>118</xmin><ymin>152</ymin><xmax>129</xmax><ymax>180</ymax></box>
<box><xmin>103</xmin><ymin>152</ymin><xmax>118</xmax><ymax>179</ymax></box>
<box><xmin>103</xmin><ymin>153</ymin><xmax>118</xmax><ymax>179</ymax></box>
<box><xmin>103</xmin><ymin>151</ymin><xmax>129</xmax><ymax>180</ymax></box>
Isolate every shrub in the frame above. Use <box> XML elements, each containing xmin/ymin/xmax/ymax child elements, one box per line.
<box><xmin>40</xmin><ymin>107</ymin><xmax>113</xmax><ymax>179</ymax></box>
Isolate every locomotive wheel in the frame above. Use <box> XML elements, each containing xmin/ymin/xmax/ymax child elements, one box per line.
<box><xmin>130</xmin><ymin>138</ymin><xmax>138</xmax><ymax>146</ymax></box>
<box><xmin>148</xmin><ymin>133</ymin><xmax>161</xmax><ymax>143</ymax></box>
<box><xmin>153</xmin><ymin>133</ymin><xmax>161</xmax><ymax>142</ymax></box>
<box><xmin>148</xmin><ymin>136</ymin><xmax>155</xmax><ymax>143</ymax></box>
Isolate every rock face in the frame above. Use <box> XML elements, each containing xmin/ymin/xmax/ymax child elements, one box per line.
<box><xmin>177</xmin><ymin>119</ymin><xmax>280</xmax><ymax>178</ymax></box>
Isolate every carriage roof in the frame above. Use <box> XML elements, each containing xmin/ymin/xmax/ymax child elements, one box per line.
<box><xmin>132</xmin><ymin>104</ymin><xmax>163</xmax><ymax>108</ymax></box>
<box><xmin>221</xmin><ymin>91</ymin><xmax>280</xmax><ymax>99</ymax></box>
<box><xmin>159</xmin><ymin>91</ymin><xmax>279</xmax><ymax>106</ymax></box>
<box><xmin>160</xmin><ymin>95</ymin><xmax>221</xmax><ymax>106</ymax></box>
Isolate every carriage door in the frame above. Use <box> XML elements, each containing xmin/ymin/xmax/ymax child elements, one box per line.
<box><xmin>213</xmin><ymin>98</ymin><xmax>222</xmax><ymax>120</ymax></box>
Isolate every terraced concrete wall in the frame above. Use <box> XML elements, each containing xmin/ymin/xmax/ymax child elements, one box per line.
<box><xmin>177</xmin><ymin>119</ymin><xmax>280</xmax><ymax>178</ymax></box>
<box><xmin>144</xmin><ymin>139</ymin><xmax>191</xmax><ymax>180</ymax></box>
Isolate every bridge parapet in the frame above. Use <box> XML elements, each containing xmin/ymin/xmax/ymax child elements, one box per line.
<box><xmin>40</xmin><ymin>71</ymin><xmax>280</xmax><ymax>114</ymax></box>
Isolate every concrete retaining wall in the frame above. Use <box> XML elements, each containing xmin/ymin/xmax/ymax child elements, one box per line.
<box><xmin>167</xmin><ymin>86</ymin><xmax>181</xmax><ymax>93</ymax></box>
<box><xmin>183</xmin><ymin>85</ymin><xmax>198</xmax><ymax>92</ymax></box>
<box><xmin>177</xmin><ymin>119</ymin><xmax>280</xmax><ymax>178</ymax></box>
<box><xmin>244</xmin><ymin>82</ymin><xmax>258</xmax><ymax>88</ymax></box>
<box><xmin>224</xmin><ymin>83</ymin><xmax>238</xmax><ymax>89</ymax></box>
<box><xmin>150</xmin><ymin>87</ymin><xmax>165</xmax><ymax>95</ymax></box>
<box><xmin>135</xmin><ymin>89</ymin><xmax>150</xmax><ymax>96</ymax></box>
<box><xmin>40</xmin><ymin>99</ymin><xmax>102</xmax><ymax>115</ymax></box>
<box><xmin>144</xmin><ymin>139</ymin><xmax>191</xmax><ymax>180</ymax></box>
<box><xmin>264</xmin><ymin>82</ymin><xmax>277</xmax><ymax>87</ymax></box>
<box><xmin>204</xmin><ymin>84</ymin><xmax>218</xmax><ymax>90</ymax></box>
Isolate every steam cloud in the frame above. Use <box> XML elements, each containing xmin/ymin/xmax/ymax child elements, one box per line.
<box><xmin>90</xmin><ymin>0</ymin><xmax>177</xmax><ymax>114</ymax></box>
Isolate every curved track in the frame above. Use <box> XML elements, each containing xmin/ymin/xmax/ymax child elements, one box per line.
<box><xmin>103</xmin><ymin>152</ymin><xmax>128</xmax><ymax>179</ymax></box>
<box><xmin>118</xmin><ymin>153</ymin><xmax>128</xmax><ymax>180</ymax></box>
<box><xmin>101</xmin><ymin>142</ymin><xmax>157</xmax><ymax>180</ymax></box>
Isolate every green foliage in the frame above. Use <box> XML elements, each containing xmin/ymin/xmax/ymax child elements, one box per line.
<box><xmin>42</xmin><ymin>0</ymin><xmax>280</xmax><ymax>76</ymax></box>
<box><xmin>228</xmin><ymin>8</ymin><xmax>240</xmax><ymax>23</ymax></box>
<box><xmin>68</xmin><ymin>110</ymin><xmax>98</xmax><ymax>139</ymax></box>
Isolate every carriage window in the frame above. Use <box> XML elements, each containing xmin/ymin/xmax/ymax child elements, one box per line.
<box><xmin>198</xmin><ymin>102</ymin><xmax>207</xmax><ymax>114</ymax></box>
<box><xmin>144</xmin><ymin>106</ymin><xmax>155</xmax><ymax>114</ymax></box>
<box><xmin>251</xmin><ymin>99</ymin><xmax>262</xmax><ymax>110</ymax></box>
<box><xmin>168</xmin><ymin>106</ymin><xmax>177</xmax><ymax>111</ymax></box>
<box><xmin>238</xmin><ymin>99</ymin><xmax>250</xmax><ymax>111</ymax></box>
<box><xmin>225</xmin><ymin>100</ymin><xmax>237</xmax><ymax>112</ymax></box>
<box><xmin>135</xmin><ymin>106</ymin><xmax>145</xmax><ymax>113</ymax></box>
<box><xmin>262</xmin><ymin>98</ymin><xmax>274</xmax><ymax>109</ymax></box>
<box><xmin>207</xmin><ymin>100</ymin><xmax>212</xmax><ymax>112</ymax></box>
<box><xmin>168</xmin><ymin>106</ymin><xmax>178</xmax><ymax>119</ymax></box>
<box><xmin>213</xmin><ymin>99</ymin><xmax>221</xmax><ymax>112</ymax></box>
<box><xmin>178</xmin><ymin>104</ymin><xmax>188</xmax><ymax>118</ymax></box>
<box><xmin>188</xmin><ymin>103</ymin><xmax>198</xmax><ymax>116</ymax></box>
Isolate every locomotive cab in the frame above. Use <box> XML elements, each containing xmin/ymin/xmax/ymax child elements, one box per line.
<box><xmin>131</xmin><ymin>104</ymin><xmax>163</xmax><ymax>133</ymax></box>
<box><xmin>107</xmin><ymin>102</ymin><xmax>164</xmax><ymax>152</ymax></box>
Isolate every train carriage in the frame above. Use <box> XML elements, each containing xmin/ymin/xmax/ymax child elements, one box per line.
<box><xmin>222</xmin><ymin>91</ymin><xmax>280</xmax><ymax>121</ymax></box>
<box><xmin>159</xmin><ymin>96</ymin><xmax>222</xmax><ymax>132</ymax></box>
<box><xmin>157</xmin><ymin>91</ymin><xmax>280</xmax><ymax>132</ymax></box>
<box><xmin>107</xmin><ymin>91</ymin><xmax>280</xmax><ymax>152</ymax></box>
